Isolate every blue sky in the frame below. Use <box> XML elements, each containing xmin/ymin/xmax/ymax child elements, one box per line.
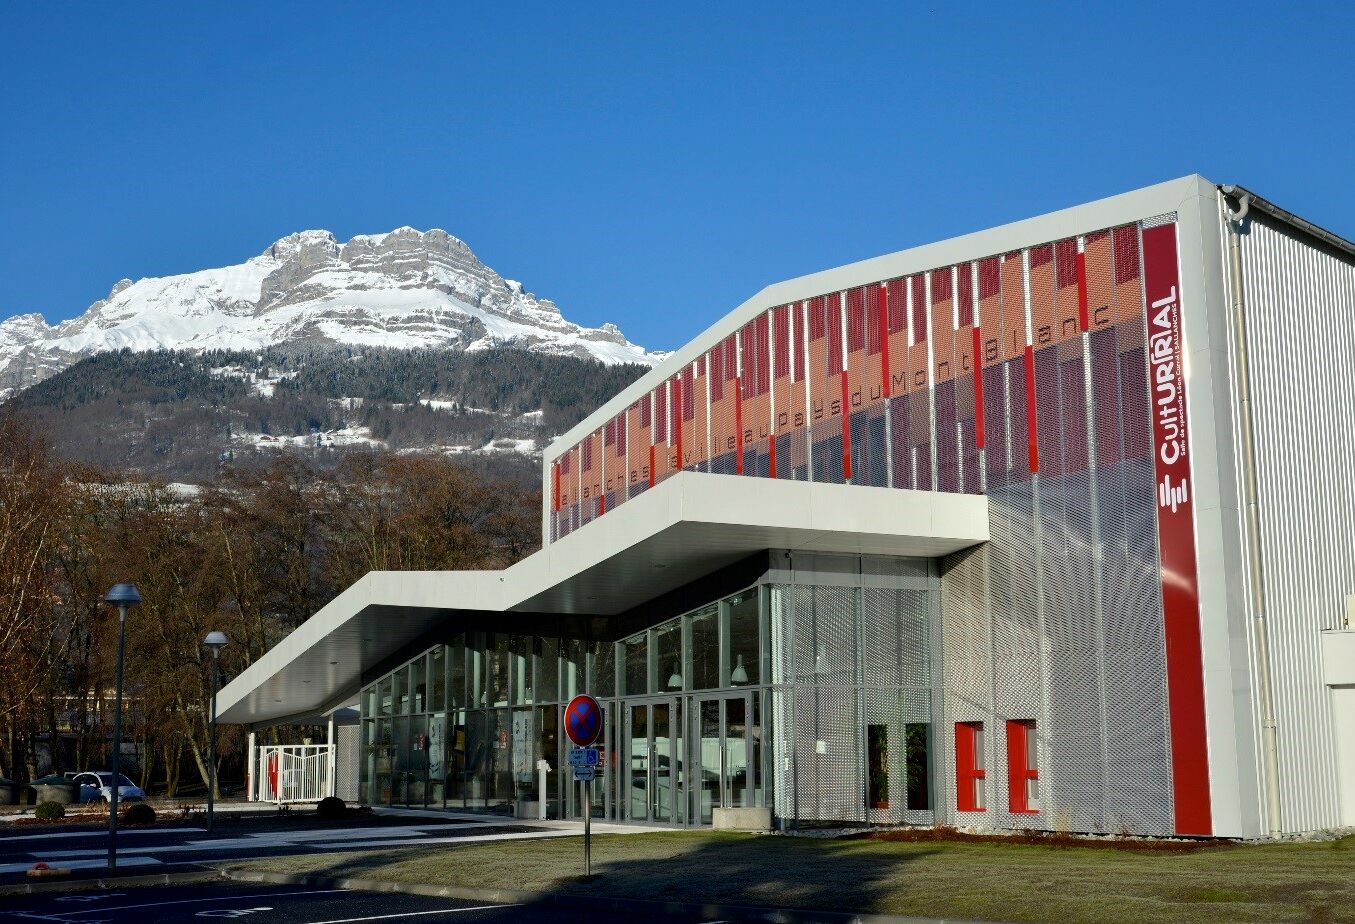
<box><xmin>2</xmin><ymin>2</ymin><xmax>1352</xmax><ymax>352</ymax></box>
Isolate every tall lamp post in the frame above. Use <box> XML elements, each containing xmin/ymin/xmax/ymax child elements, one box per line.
<box><xmin>203</xmin><ymin>631</ymin><xmax>229</xmax><ymax>834</ymax></box>
<box><xmin>102</xmin><ymin>583</ymin><xmax>141</xmax><ymax>871</ymax></box>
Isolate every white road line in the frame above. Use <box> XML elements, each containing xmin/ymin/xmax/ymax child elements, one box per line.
<box><xmin>38</xmin><ymin>838</ymin><xmax>295</xmax><ymax>859</ymax></box>
<box><xmin>0</xmin><ymin>828</ymin><xmax>205</xmax><ymax>844</ymax></box>
<box><xmin>0</xmin><ymin>856</ymin><xmax>162</xmax><ymax>875</ymax></box>
<box><xmin>49</xmin><ymin>890</ymin><xmax>344</xmax><ymax>917</ymax></box>
<box><xmin>305</xmin><ymin>906</ymin><xmax>520</xmax><ymax>924</ymax></box>
<box><xmin>37</xmin><ymin>827</ymin><xmax>580</xmax><ymax>860</ymax></box>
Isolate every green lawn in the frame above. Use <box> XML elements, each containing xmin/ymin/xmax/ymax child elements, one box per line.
<box><xmin>224</xmin><ymin>831</ymin><xmax>1355</xmax><ymax>923</ymax></box>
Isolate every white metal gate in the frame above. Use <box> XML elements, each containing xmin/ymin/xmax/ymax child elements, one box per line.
<box><xmin>254</xmin><ymin>744</ymin><xmax>333</xmax><ymax>804</ymax></box>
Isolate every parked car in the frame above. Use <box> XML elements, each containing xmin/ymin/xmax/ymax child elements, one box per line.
<box><xmin>65</xmin><ymin>772</ymin><xmax>145</xmax><ymax>804</ymax></box>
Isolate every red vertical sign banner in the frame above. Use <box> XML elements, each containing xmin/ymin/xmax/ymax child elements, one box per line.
<box><xmin>1142</xmin><ymin>221</ymin><xmax>1212</xmax><ymax>836</ymax></box>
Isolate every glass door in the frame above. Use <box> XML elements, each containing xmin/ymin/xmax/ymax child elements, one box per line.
<box><xmin>628</xmin><ymin>704</ymin><xmax>649</xmax><ymax>820</ymax></box>
<box><xmin>691</xmin><ymin>692</ymin><xmax>753</xmax><ymax>825</ymax></box>
<box><xmin>623</xmin><ymin>698</ymin><xmax>679</xmax><ymax>823</ymax></box>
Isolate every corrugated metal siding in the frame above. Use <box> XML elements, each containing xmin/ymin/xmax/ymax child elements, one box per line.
<box><xmin>1230</xmin><ymin>212</ymin><xmax>1355</xmax><ymax>832</ymax></box>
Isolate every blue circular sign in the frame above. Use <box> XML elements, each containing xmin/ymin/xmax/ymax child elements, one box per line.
<box><xmin>564</xmin><ymin>694</ymin><xmax>602</xmax><ymax>747</ymax></box>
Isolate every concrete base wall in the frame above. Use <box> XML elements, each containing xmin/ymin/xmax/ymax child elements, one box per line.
<box><xmin>713</xmin><ymin>807</ymin><xmax>771</xmax><ymax>831</ymax></box>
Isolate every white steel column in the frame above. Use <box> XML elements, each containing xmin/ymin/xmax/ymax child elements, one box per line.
<box><xmin>327</xmin><ymin>713</ymin><xmax>337</xmax><ymax>798</ymax></box>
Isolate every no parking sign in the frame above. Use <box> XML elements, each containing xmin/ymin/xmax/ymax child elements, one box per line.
<box><xmin>564</xmin><ymin>694</ymin><xmax>602</xmax><ymax>747</ymax></box>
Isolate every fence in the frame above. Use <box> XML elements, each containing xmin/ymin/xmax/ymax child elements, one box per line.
<box><xmin>253</xmin><ymin>744</ymin><xmax>334</xmax><ymax>803</ymax></box>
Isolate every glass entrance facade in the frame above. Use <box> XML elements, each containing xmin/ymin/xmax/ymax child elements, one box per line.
<box><xmin>359</xmin><ymin>552</ymin><xmax>938</xmax><ymax>827</ymax></box>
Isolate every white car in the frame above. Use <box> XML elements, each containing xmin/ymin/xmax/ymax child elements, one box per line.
<box><xmin>69</xmin><ymin>772</ymin><xmax>146</xmax><ymax>804</ymax></box>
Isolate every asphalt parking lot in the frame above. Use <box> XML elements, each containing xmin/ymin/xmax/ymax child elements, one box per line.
<box><xmin>0</xmin><ymin>882</ymin><xmax>729</xmax><ymax>923</ymax></box>
<box><xmin>0</xmin><ymin>815</ymin><xmax>580</xmax><ymax>879</ymax></box>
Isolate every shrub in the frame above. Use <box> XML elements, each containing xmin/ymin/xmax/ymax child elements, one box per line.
<box><xmin>35</xmin><ymin>801</ymin><xmax>65</xmax><ymax>822</ymax></box>
<box><xmin>316</xmin><ymin>796</ymin><xmax>346</xmax><ymax>819</ymax></box>
<box><xmin>122</xmin><ymin>802</ymin><xmax>156</xmax><ymax>825</ymax></box>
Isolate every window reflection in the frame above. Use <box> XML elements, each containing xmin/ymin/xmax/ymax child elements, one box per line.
<box><xmin>726</xmin><ymin>591</ymin><xmax>759</xmax><ymax>686</ymax></box>
<box><xmin>623</xmin><ymin>634</ymin><xmax>648</xmax><ymax>696</ymax></box>
<box><xmin>654</xmin><ymin>620</ymin><xmax>683</xmax><ymax>690</ymax></box>
<box><xmin>689</xmin><ymin>606</ymin><xmax>719</xmax><ymax>690</ymax></box>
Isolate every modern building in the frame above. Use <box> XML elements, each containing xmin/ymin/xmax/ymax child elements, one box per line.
<box><xmin>218</xmin><ymin>175</ymin><xmax>1355</xmax><ymax>839</ymax></box>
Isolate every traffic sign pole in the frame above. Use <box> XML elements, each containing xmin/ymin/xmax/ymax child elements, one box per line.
<box><xmin>563</xmin><ymin>694</ymin><xmax>602</xmax><ymax>880</ymax></box>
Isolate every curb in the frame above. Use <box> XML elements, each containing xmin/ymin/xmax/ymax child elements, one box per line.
<box><xmin>223</xmin><ymin>868</ymin><xmax>989</xmax><ymax>924</ymax></box>
<box><xmin>0</xmin><ymin>869</ymin><xmax>224</xmax><ymax>897</ymax></box>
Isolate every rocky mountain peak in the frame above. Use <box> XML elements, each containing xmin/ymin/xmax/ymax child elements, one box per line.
<box><xmin>0</xmin><ymin>227</ymin><xmax>661</xmax><ymax>400</ymax></box>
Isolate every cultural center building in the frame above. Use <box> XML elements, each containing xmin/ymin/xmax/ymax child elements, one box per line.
<box><xmin>218</xmin><ymin>175</ymin><xmax>1355</xmax><ymax>839</ymax></box>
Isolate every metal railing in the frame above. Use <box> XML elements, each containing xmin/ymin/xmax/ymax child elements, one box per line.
<box><xmin>254</xmin><ymin>744</ymin><xmax>333</xmax><ymax>804</ymax></box>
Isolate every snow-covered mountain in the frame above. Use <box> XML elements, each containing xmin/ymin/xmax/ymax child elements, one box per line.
<box><xmin>0</xmin><ymin>227</ymin><xmax>660</xmax><ymax>399</ymax></box>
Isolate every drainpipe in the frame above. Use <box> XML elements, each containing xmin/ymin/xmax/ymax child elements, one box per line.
<box><xmin>1221</xmin><ymin>186</ymin><xmax>1283</xmax><ymax>838</ymax></box>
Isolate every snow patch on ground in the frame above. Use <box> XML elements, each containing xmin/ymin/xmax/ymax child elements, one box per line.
<box><xmin>236</xmin><ymin>426</ymin><xmax>384</xmax><ymax>450</ymax></box>
<box><xmin>210</xmin><ymin>364</ymin><xmax>297</xmax><ymax>397</ymax></box>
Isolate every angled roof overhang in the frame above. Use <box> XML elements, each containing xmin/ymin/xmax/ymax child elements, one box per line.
<box><xmin>217</xmin><ymin>471</ymin><xmax>989</xmax><ymax>726</ymax></box>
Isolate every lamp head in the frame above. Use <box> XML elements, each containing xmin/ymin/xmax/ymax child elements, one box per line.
<box><xmin>103</xmin><ymin>584</ymin><xmax>142</xmax><ymax>607</ymax></box>
<box><xmin>203</xmin><ymin>630</ymin><xmax>229</xmax><ymax>651</ymax></box>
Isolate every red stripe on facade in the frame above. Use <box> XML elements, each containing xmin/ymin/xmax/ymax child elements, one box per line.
<box><xmin>1142</xmin><ymin>222</ymin><xmax>1213</xmax><ymax>836</ymax></box>
<box><xmin>1024</xmin><ymin>345</ymin><xmax>1038</xmax><ymax>473</ymax></box>
<box><xmin>552</xmin><ymin>462</ymin><xmax>561</xmax><ymax>511</ymax></box>
<box><xmin>878</xmin><ymin>285</ymin><xmax>890</xmax><ymax>397</ymax></box>
<box><xmin>841</xmin><ymin>371</ymin><xmax>851</xmax><ymax>481</ymax></box>
<box><xmin>1077</xmin><ymin>250</ymin><xmax>1090</xmax><ymax>332</ymax></box>
<box><xmin>768</xmin><ymin>428</ymin><xmax>777</xmax><ymax>479</ymax></box>
<box><xmin>973</xmin><ymin>326</ymin><xmax>985</xmax><ymax>450</ymax></box>
<box><xmin>734</xmin><ymin>376</ymin><xmax>743</xmax><ymax>474</ymax></box>
<box><xmin>648</xmin><ymin>444</ymin><xmax>655</xmax><ymax>488</ymax></box>
<box><xmin>673</xmin><ymin>376</ymin><xmax>683</xmax><ymax>470</ymax></box>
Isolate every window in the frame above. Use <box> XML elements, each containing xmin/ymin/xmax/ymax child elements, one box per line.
<box><xmin>393</xmin><ymin>666</ymin><xmax>409</xmax><ymax>715</ymax></box>
<box><xmin>725</xmin><ymin>591</ymin><xmax>760</xmax><ymax>686</ymax></box>
<box><xmin>654</xmin><ymin>620</ymin><xmax>683</xmax><ymax>691</ymax></box>
<box><xmin>868</xmin><ymin>725</ymin><xmax>889</xmax><ymax>809</ymax></box>
<box><xmin>539</xmin><ymin>636</ymin><xmax>559</xmax><ymax>703</ymax></box>
<box><xmin>429</xmin><ymin>647</ymin><xmax>446</xmax><ymax>712</ymax></box>
<box><xmin>623</xmin><ymin>633</ymin><xmax>648</xmax><ymax>695</ymax></box>
<box><xmin>1006</xmin><ymin>720</ymin><xmax>1040</xmax><ymax>814</ymax></box>
<box><xmin>490</xmin><ymin>635</ymin><xmax>510</xmax><ymax>707</ymax></box>
<box><xmin>588</xmin><ymin>639</ymin><xmax>616</xmax><ymax>697</ymax></box>
<box><xmin>409</xmin><ymin>657</ymin><xmax>425</xmax><ymax>714</ymax></box>
<box><xmin>955</xmin><ymin>722</ymin><xmax>985</xmax><ymax>812</ymax></box>
<box><xmin>562</xmin><ymin>638</ymin><xmax>584</xmax><ymax>701</ymax></box>
<box><xmin>905</xmin><ymin>723</ymin><xmax>931</xmax><ymax>811</ymax></box>
<box><xmin>449</xmin><ymin>636</ymin><xmax>466</xmax><ymax>711</ymax></box>
<box><xmin>689</xmin><ymin>606</ymin><xmax>719</xmax><ymax>690</ymax></box>
<box><xmin>510</xmin><ymin>635</ymin><xmax>532</xmax><ymax>705</ymax></box>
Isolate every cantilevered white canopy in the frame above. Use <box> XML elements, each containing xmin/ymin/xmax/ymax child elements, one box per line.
<box><xmin>216</xmin><ymin>471</ymin><xmax>988</xmax><ymax>726</ymax></box>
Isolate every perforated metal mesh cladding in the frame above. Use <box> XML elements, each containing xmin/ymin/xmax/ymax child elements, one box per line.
<box><xmin>934</xmin><ymin>227</ymin><xmax>1174</xmax><ymax>837</ymax></box>
<box><xmin>938</xmin><ymin>546</ymin><xmax>996</xmax><ymax>826</ymax></box>
<box><xmin>769</xmin><ymin>575</ymin><xmax>936</xmax><ymax>826</ymax></box>
<box><xmin>792</xmin><ymin>583</ymin><xmax>863</xmax><ymax>823</ymax></box>
<box><xmin>862</xmin><ymin>587</ymin><xmax>934</xmax><ymax>825</ymax></box>
<box><xmin>335</xmin><ymin>723</ymin><xmax>361</xmax><ymax>801</ymax></box>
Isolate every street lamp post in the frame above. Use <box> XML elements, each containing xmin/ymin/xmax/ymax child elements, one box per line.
<box><xmin>203</xmin><ymin>631</ymin><xmax>229</xmax><ymax>834</ymax></box>
<box><xmin>102</xmin><ymin>583</ymin><xmax>141</xmax><ymax>871</ymax></box>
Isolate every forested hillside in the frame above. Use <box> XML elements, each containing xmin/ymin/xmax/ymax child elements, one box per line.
<box><xmin>0</xmin><ymin>414</ymin><xmax>539</xmax><ymax>793</ymax></box>
<box><xmin>5</xmin><ymin>346</ymin><xmax>648</xmax><ymax>482</ymax></box>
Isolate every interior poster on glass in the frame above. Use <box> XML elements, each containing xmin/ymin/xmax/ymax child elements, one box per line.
<box><xmin>512</xmin><ymin>711</ymin><xmax>534</xmax><ymax>783</ymax></box>
<box><xmin>427</xmin><ymin>719</ymin><xmax>444</xmax><ymax>784</ymax></box>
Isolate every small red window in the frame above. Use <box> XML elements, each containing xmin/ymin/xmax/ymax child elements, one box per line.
<box><xmin>955</xmin><ymin>722</ymin><xmax>986</xmax><ymax>812</ymax></box>
<box><xmin>1006</xmin><ymin>720</ymin><xmax>1040</xmax><ymax>814</ymax></box>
